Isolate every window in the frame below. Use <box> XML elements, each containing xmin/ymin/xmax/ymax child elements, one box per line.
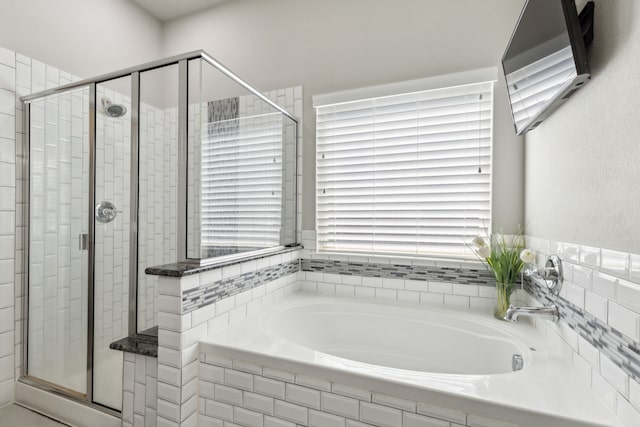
<box><xmin>315</xmin><ymin>79</ymin><xmax>494</xmax><ymax>259</ymax></box>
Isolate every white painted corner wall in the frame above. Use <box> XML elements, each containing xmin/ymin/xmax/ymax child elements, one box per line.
<box><xmin>0</xmin><ymin>0</ymin><xmax>163</xmax><ymax>79</ymax></box>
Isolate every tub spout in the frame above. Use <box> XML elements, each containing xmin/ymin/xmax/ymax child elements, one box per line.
<box><xmin>504</xmin><ymin>304</ymin><xmax>559</xmax><ymax>323</ymax></box>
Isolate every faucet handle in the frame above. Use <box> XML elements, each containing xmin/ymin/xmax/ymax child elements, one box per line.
<box><xmin>524</xmin><ymin>255</ymin><xmax>563</xmax><ymax>295</ymax></box>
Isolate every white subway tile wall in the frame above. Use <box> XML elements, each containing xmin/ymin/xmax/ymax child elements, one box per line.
<box><xmin>95</xmin><ymin>84</ymin><xmax>131</xmax><ymax>351</ymax></box>
<box><xmin>198</xmin><ymin>357</ymin><xmax>531</xmax><ymax>427</ymax></box>
<box><xmin>122</xmin><ymin>352</ymin><xmax>158</xmax><ymax>427</ymax></box>
<box><xmin>0</xmin><ymin>46</ymin><xmax>17</xmax><ymax>406</ymax></box>
<box><xmin>137</xmin><ymin>103</ymin><xmax>178</xmax><ymax>334</ymax></box>
<box><xmin>3</xmin><ymin>47</ymin><xmax>95</xmax><ymax>401</ymax></box>
<box><xmin>156</xmin><ymin>249</ymin><xmax>300</xmax><ymax>426</ymax></box>
<box><xmin>525</xmin><ymin>235</ymin><xmax>640</xmax><ymax>425</ymax></box>
<box><xmin>297</xmin><ymin>231</ymin><xmax>522</xmax><ymax>313</ymax></box>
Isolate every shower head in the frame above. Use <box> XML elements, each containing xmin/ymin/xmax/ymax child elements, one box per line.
<box><xmin>101</xmin><ymin>97</ymin><xmax>127</xmax><ymax>118</ymax></box>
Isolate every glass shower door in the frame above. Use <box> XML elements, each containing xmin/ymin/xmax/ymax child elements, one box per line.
<box><xmin>27</xmin><ymin>87</ymin><xmax>90</xmax><ymax>395</ymax></box>
<box><xmin>26</xmin><ymin>78</ymin><xmax>131</xmax><ymax>411</ymax></box>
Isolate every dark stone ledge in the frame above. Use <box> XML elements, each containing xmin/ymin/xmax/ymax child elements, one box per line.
<box><xmin>145</xmin><ymin>245</ymin><xmax>302</xmax><ymax>277</ymax></box>
<box><xmin>109</xmin><ymin>326</ymin><xmax>158</xmax><ymax>358</ymax></box>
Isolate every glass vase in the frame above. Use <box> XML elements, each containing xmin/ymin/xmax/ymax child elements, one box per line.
<box><xmin>494</xmin><ymin>282</ymin><xmax>515</xmax><ymax>320</ymax></box>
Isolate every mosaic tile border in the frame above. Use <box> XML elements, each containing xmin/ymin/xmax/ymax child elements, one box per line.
<box><xmin>301</xmin><ymin>258</ymin><xmax>496</xmax><ymax>286</ymax></box>
<box><xmin>525</xmin><ymin>278</ymin><xmax>640</xmax><ymax>382</ymax></box>
<box><xmin>182</xmin><ymin>260</ymin><xmax>300</xmax><ymax>313</ymax></box>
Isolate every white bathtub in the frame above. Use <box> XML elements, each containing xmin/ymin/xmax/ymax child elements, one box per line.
<box><xmin>200</xmin><ymin>292</ymin><xmax>620</xmax><ymax>427</ymax></box>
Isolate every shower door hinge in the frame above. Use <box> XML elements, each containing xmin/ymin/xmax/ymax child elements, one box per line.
<box><xmin>78</xmin><ymin>233</ymin><xmax>89</xmax><ymax>251</ymax></box>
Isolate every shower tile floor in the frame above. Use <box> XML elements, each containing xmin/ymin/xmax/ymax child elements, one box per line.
<box><xmin>0</xmin><ymin>404</ymin><xmax>69</xmax><ymax>426</ymax></box>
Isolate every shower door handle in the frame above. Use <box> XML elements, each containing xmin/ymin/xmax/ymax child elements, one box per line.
<box><xmin>78</xmin><ymin>233</ymin><xmax>88</xmax><ymax>250</ymax></box>
<box><xmin>96</xmin><ymin>200</ymin><xmax>122</xmax><ymax>223</ymax></box>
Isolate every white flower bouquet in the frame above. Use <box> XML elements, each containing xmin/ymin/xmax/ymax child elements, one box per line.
<box><xmin>472</xmin><ymin>230</ymin><xmax>534</xmax><ymax>319</ymax></box>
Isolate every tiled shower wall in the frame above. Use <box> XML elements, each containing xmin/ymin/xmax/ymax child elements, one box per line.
<box><xmin>0</xmin><ymin>46</ymin><xmax>20</xmax><ymax>406</ymax></box>
<box><xmin>0</xmin><ymin>49</ymin><xmax>92</xmax><ymax>398</ymax></box>
<box><xmin>524</xmin><ymin>236</ymin><xmax>640</xmax><ymax>426</ymax></box>
<box><xmin>137</xmin><ymin>104</ymin><xmax>178</xmax><ymax>335</ymax></box>
<box><xmin>27</xmin><ymin>63</ymin><xmax>90</xmax><ymax>390</ymax></box>
<box><xmin>187</xmin><ymin>101</ymin><xmax>201</xmax><ymax>257</ymax></box>
<box><xmin>94</xmin><ymin>87</ymin><xmax>178</xmax><ymax>346</ymax></box>
<box><xmin>95</xmin><ymin>86</ymin><xmax>130</xmax><ymax>351</ymax></box>
<box><xmin>0</xmin><ymin>45</ymin><xmax>181</xmax><ymax>406</ymax></box>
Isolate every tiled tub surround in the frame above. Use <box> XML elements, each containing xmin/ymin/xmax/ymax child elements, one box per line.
<box><xmin>301</xmin><ymin>259</ymin><xmax>496</xmax><ymax>286</ymax></box>
<box><xmin>299</xmin><ymin>259</ymin><xmax>506</xmax><ymax>312</ymax></box>
<box><xmin>523</xmin><ymin>236</ymin><xmax>640</xmax><ymax>427</ymax></box>
<box><xmin>297</xmin><ymin>230</ymin><xmax>520</xmax><ymax>311</ymax></box>
<box><xmin>151</xmin><ymin>249</ymin><xmax>300</xmax><ymax>427</ymax></box>
<box><xmin>198</xmin><ymin>293</ymin><xmax>620</xmax><ymax>427</ymax></box>
<box><xmin>182</xmin><ymin>260</ymin><xmax>299</xmax><ymax>314</ymax></box>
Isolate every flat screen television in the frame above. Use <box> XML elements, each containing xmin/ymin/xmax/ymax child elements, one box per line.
<box><xmin>502</xmin><ymin>0</ymin><xmax>593</xmax><ymax>135</ymax></box>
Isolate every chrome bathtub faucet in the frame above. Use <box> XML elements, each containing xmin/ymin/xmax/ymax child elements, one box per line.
<box><xmin>504</xmin><ymin>255</ymin><xmax>563</xmax><ymax>323</ymax></box>
<box><xmin>505</xmin><ymin>304</ymin><xmax>559</xmax><ymax>323</ymax></box>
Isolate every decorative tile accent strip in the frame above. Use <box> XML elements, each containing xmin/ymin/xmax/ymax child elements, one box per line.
<box><xmin>301</xmin><ymin>258</ymin><xmax>496</xmax><ymax>286</ymax></box>
<box><xmin>525</xmin><ymin>278</ymin><xmax>640</xmax><ymax>382</ymax></box>
<box><xmin>182</xmin><ymin>260</ymin><xmax>299</xmax><ymax>313</ymax></box>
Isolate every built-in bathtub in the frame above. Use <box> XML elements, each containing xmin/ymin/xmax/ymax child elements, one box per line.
<box><xmin>200</xmin><ymin>292</ymin><xmax>621</xmax><ymax>427</ymax></box>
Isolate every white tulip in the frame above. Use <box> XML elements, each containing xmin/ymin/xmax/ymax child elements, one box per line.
<box><xmin>472</xmin><ymin>236</ymin><xmax>486</xmax><ymax>248</ymax></box>
<box><xmin>520</xmin><ymin>249</ymin><xmax>535</xmax><ymax>264</ymax></box>
<box><xmin>477</xmin><ymin>245</ymin><xmax>491</xmax><ymax>258</ymax></box>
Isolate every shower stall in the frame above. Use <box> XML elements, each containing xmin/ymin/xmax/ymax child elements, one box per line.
<box><xmin>20</xmin><ymin>51</ymin><xmax>298</xmax><ymax>413</ymax></box>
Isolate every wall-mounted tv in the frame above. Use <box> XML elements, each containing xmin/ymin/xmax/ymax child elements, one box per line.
<box><xmin>502</xmin><ymin>0</ymin><xmax>594</xmax><ymax>135</ymax></box>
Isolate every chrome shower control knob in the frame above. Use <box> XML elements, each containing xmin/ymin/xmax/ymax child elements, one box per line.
<box><xmin>96</xmin><ymin>200</ymin><xmax>121</xmax><ymax>223</ymax></box>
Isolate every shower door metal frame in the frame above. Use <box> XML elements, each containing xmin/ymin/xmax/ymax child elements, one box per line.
<box><xmin>19</xmin><ymin>82</ymin><xmax>122</xmax><ymax>417</ymax></box>
<box><xmin>128</xmin><ymin>72</ymin><xmax>140</xmax><ymax>338</ymax></box>
<box><xmin>19</xmin><ymin>50</ymin><xmax>299</xmax><ymax>416</ymax></box>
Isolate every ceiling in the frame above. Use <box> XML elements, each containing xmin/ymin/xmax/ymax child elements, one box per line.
<box><xmin>130</xmin><ymin>0</ymin><xmax>231</xmax><ymax>22</ymax></box>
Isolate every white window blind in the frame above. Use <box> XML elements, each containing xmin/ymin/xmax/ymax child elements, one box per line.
<box><xmin>506</xmin><ymin>45</ymin><xmax>577</xmax><ymax>132</ymax></box>
<box><xmin>202</xmin><ymin>112</ymin><xmax>283</xmax><ymax>248</ymax></box>
<box><xmin>315</xmin><ymin>81</ymin><xmax>494</xmax><ymax>259</ymax></box>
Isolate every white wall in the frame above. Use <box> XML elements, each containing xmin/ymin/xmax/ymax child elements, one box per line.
<box><xmin>163</xmin><ymin>0</ymin><xmax>526</xmax><ymax>233</ymax></box>
<box><xmin>525</xmin><ymin>1</ymin><xmax>640</xmax><ymax>253</ymax></box>
<box><xmin>0</xmin><ymin>0</ymin><xmax>163</xmax><ymax>78</ymax></box>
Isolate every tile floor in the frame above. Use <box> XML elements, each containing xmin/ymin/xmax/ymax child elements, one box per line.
<box><xmin>0</xmin><ymin>404</ymin><xmax>69</xmax><ymax>426</ymax></box>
